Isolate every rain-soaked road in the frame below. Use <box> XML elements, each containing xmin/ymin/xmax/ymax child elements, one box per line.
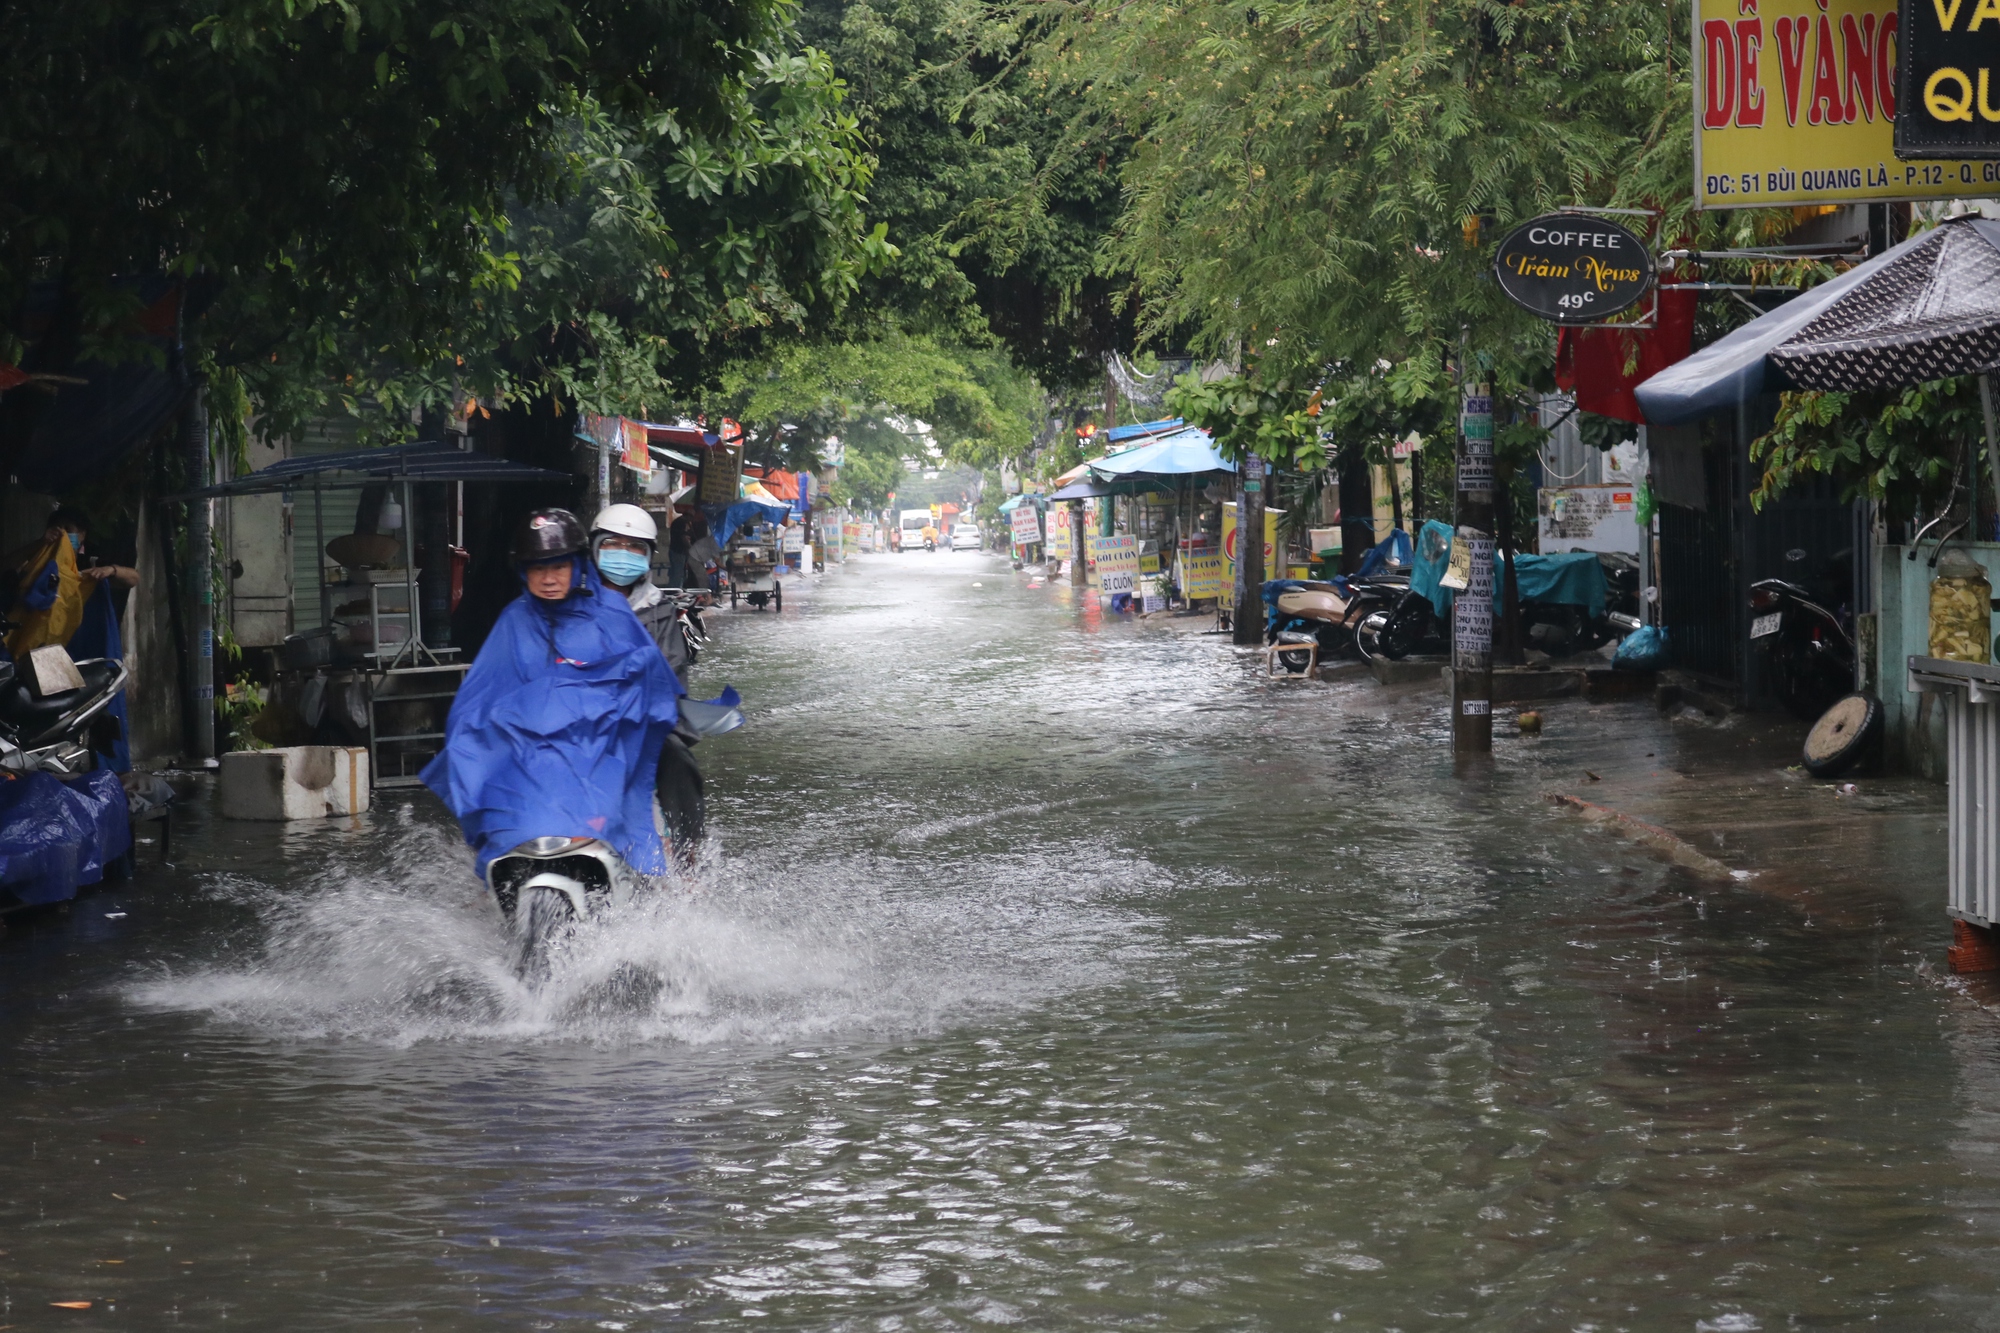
<box><xmin>2</xmin><ymin>549</ymin><xmax>1997</xmax><ymax>1330</ymax></box>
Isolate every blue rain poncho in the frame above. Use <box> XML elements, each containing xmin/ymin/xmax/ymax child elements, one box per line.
<box><xmin>421</xmin><ymin>557</ymin><xmax>682</xmax><ymax>877</ymax></box>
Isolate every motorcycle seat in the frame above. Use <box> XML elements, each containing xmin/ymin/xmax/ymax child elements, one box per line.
<box><xmin>0</xmin><ymin>658</ymin><xmax>119</xmax><ymax>741</ymax></box>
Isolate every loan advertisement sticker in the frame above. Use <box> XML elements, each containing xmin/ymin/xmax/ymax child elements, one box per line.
<box><xmin>1695</xmin><ymin>0</ymin><xmax>1991</xmax><ymax>204</ymax></box>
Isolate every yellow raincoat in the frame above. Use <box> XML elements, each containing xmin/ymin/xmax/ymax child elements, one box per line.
<box><xmin>6</xmin><ymin>535</ymin><xmax>85</xmax><ymax>659</ymax></box>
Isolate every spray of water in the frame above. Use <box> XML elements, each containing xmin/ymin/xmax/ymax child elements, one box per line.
<box><xmin>126</xmin><ymin>821</ymin><xmax>1147</xmax><ymax>1048</ymax></box>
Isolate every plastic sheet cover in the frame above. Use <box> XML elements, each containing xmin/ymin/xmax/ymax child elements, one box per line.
<box><xmin>1412</xmin><ymin>519</ymin><xmax>1608</xmax><ymax>618</ymax></box>
<box><xmin>0</xmin><ymin>769</ymin><xmax>130</xmax><ymax>907</ymax></box>
<box><xmin>422</xmin><ymin>558</ymin><xmax>681</xmax><ymax>878</ymax></box>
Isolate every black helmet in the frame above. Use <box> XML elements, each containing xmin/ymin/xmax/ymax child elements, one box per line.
<box><xmin>511</xmin><ymin>508</ymin><xmax>587</xmax><ymax>563</ymax></box>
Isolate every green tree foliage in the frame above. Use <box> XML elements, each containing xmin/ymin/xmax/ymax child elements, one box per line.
<box><xmin>5</xmin><ymin>0</ymin><xmax>781</xmax><ymax>348</ymax></box>
<box><xmin>1752</xmin><ymin>380</ymin><xmax>1984</xmax><ymax>518</ymax></box>
<box><xmin>798</xmin><ymin>0</ymin><xmax>1131</xmax><ymax>387</ymax></box>
<box><xmin>2</xmin><ymin>0</ymin><xmax>884</xmax><ymax>448</ymax></box>
<box><xmin>1036</xmin><ymin>0</ymin><xmax>1680</xmax><ymax>380</ymax></box>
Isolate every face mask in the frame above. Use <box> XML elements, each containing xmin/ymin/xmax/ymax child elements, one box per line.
<box><xmin>66</xmin><ymin>533</ymin><xmax>82</xmax><ymax>552</ymax></box>
<box><xmin>597</xmin><ymin>549</ymin><xmax>651</xmax><ymax>585</ymax></box>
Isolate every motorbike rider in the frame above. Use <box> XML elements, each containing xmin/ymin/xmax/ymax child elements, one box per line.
<box><xmin>421</xmin><ymin>508</ymin><xmax>680</xmax><ymax>880</ymax></box>
<box><xmin>591</xmin><ymin>504</ymin><xmax>708</xmax><ymax>853</ymax></box>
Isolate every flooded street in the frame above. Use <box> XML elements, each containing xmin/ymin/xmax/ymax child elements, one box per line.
<box><xmin>4</xmin><ymin>550</ymin><xmax>1998</xmax><ymax>1330</ymax></box>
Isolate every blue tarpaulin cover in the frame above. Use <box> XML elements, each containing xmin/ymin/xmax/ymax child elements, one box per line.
<box><xmin>1411</xmin><ymin>519</ymin><xmax>1608</xmax><ymax>618</ymax></box>
<box><xmin>0</xmin><ymin>769</ymin><xmax>130</xmax><ymax>907</ymax></box>
<box><xmin>704</xmin><ymin>498</ymin><xmax>790</xmax><ymax>547</ymax></box>
<box><xmin>422</xmin><ymin>558</ymin><xmax>681</xmax><ymax>878</ymax></box>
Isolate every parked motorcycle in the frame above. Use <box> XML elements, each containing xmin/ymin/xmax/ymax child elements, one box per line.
<box><xmin>1749</xmin><ymin>577</ymin><xmax>1854</xmax><ymax>719</ymax></box>
<box><xmin>660</xmin><ymin>589</ymin><xmax>711</xmax><ymax>677</ymax></box>
<box><xmin>0</xmin><ymin>645</ymin><xmax>128</xmax><ymax>777</ymax></box>
<box><xmin>1358</xmin><ymin>551</ymin><xmax>1643</xmax><ymax>662</ymax></box>
<box><xmin>486</xmin><ymin>687</ymin><xmax>745</xmax><ymax>976</ymax></box>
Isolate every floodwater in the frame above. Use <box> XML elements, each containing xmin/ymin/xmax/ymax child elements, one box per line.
<box><xmin>1</xmin><ymin>550</ymin><xmax>1994</xmax><ymax>1330</ymax></box>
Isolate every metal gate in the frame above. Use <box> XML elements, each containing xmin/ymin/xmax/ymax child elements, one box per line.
<box><xmin>1910</xmin><ymin>656</ymin><xmax>2000</xmax><ymax>925</ymax></box>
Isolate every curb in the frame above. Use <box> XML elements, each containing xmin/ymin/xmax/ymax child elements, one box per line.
<box><xmin>1544</xmin><ymin>792</ymin><xmax>1737</xmax><ymax>880</ymax></box>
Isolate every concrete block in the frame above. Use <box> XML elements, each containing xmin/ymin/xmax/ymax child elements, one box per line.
<box><xmin>219</xmin><ymin>746</ymin><xmax>370</xmax><ymax>820</ymax></box>
<box><xmin>1584</xmin><ymin>668</ymin><xmax>1657</xmax><ymax>701</ymax></box>
<box><xmin>1370</xmin><ymin>657</ymin><xmax>1445</xmax><ymax>685</ymax></box>
<box><xmin>1441</xmin><ymin>666</ymin><xmax>1582</xmax><ymax>702</ymax></box>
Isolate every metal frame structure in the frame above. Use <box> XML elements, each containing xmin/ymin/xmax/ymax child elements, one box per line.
<box><xmin>1909</xmin><ymin>655</ymin><xmax>2000</xmax><ymax>926</ymax></box>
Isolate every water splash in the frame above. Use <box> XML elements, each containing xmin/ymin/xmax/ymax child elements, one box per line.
<box><xmin>125</xmin><ymin>822</ymin><xmax>1142</xmax><ymax>1048</ymax></box>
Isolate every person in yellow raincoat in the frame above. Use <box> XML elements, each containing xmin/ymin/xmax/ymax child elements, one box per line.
<box><xmin>3</xmin><ymin>512</ymin><xmax>88</xmax><ymax>659</ymax></box>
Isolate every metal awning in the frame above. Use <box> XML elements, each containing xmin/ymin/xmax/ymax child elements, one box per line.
<box><xmin>650</xmin><ymin>445</ymin><xmax>702</xmax><ymax>469</ymax></box>
<box><xmin>170</xmin><ymin>440</ymin><xmax>573</xmax><ymax>498</ymax></box>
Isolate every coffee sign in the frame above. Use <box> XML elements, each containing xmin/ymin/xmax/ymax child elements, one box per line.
<box><xmin>1492</xmin><ymin>214</ymin><xmax>1654</xmax><ymax>323</ymax></box>
<box><xmin>1897</xmin><ymin>0</ymin><xmax>2000</xmax><ymax>158</ymax></box>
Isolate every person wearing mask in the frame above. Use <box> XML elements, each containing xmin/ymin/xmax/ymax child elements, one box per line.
<box><xmin>590</xmin><ymin>503</ymin><xmax>707</xmax><ymax>854</ymax></box>
<box><xmin>421</xmin><ymin>508</ymin><xmax>682</xmax><ymax>882</ymax></box>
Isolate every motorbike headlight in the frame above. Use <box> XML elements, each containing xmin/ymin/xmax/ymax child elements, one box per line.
<box><xmin>522</xmin><ymin>835</ymin><xmax>595</xmax><ymax>855</ymax></box>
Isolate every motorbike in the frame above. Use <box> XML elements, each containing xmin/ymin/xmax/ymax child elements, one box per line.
<box><xmin>1263</xmin><ymin>531</ymin><xmax>1415</xmax><ymax>670</ymax></box>
<box><xmin>660</xmin><ymin>588</ymin><xmax>711</xmax><ymax>677</ymax></box>
<box><xmin>1749</xmin><ymin>577</ymin><xmax>1854</xmax><ymax>719</ymax></box>
<box><xmin>0</xmin><ymin>644</ymin><xmax>128</xmax><ymax>777</ymax></box>
<box><xmin>1357</xmin><ymin>551</ymin><xmax>1643</xmax><ymax>662</ymax></box>
<box><xmin>485</xmin><ymin>686</ymin><xmax>745</xmax><ymax>977</ymax></box>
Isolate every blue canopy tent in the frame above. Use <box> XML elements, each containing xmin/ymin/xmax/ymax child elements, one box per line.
<box><xmin>1103</xmin><ymin>417</ymin><xmax>1185</xmax><ymax>445</ymax></box>
<box><xmin>705</xmin><ymin>497</ymin><xmax>790</xmax><ymax>546</ymax></box>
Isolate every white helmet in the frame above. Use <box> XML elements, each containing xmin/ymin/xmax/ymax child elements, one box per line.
<box><xmin>590</xmin><ymin>503</ymin><xmax>658</xmax><ymax>546</ymax></box>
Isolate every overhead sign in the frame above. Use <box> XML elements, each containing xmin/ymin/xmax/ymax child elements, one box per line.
<box><xmin>1897</xmin><ymin>0</ymin><xmax>2000</xmax><ymax>157</ymax></box>
<box><xmin>1089</xmin><ymin>534</ymin><xmax>1141</xmax><ymax>595</ymax></box>
<box><xmin>1696</xmin><ymin>0</ymin><xmax>1993</xmax><ymax>203</ymax></box>
<box><xmin>582</xmin><ymin>415</ymin><xmax>652</xmax><ymax>476</ymax></box>
<box><xmin>1492</xmin><ymin>215</ymin><xmax>1654</xmax><ymax>323</ymax></box>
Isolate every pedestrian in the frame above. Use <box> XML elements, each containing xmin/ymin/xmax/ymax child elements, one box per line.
<box><xmin>667</xmin><ymin>506</ymin><xmax>695</xmax><ymax>590</ymax></box>
<box><xmin>6</xmin><ymin>507</ymin><xmax>139</xmax><ymax>769</ymax></box>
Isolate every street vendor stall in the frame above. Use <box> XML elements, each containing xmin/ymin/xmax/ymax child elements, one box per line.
<box><xmin>177</xmin><ymin>440</ymin><xmax>571</xmax><ymax>788</ymax></box>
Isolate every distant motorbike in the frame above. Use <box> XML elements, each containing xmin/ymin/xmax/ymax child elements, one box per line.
<box><xmin>1749</xmin><ymin>577</ymin><xmax>1854</xmax><ymax>718</ymax></box>
<box><xmin>660</xmin><ymin>589</ymin><xmax>711</xmax><ymax>677</ymax></box>
<box><xmin>486</xmin><ymin>688</ymin><xmax>745</xmax><ymax>977</ymax></box>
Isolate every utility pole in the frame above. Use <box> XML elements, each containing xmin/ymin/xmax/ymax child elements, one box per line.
<box><xmin>1232</xmin><ymin>452</ymin><xmax>1266</xmax><ymax>646</ymax></box>
<box><xmin>181</xmin><ymin>383</ymin><xmax>215</xmax><ymax>761</ymax></box>
<box><xmin>1452</xmin><ymin>381</ymin><xmax>1495</xmax><ymax>754</ymax></box>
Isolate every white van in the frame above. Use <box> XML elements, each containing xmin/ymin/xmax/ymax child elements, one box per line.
<box><xmin>899</xmin><ymin>510</ymin><xmax>934</xmax><ymax>551</ymax></box>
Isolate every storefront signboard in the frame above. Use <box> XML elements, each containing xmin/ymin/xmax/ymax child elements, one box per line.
<box><xmin>1090</xmin><ymin>534</ymin><xmax>1142</xmax><ymax>595</ymax></box>
<box><xmin>1222</xmin><ymin>502</ymin><xmax>1285</xmax><ymax>573</ymax></box>
<box><xmin>1492</xmin><ymin>214</ymin><xmax>1654</xmax><ymax>322</ymax></box>
<box><xmin>1045</xmin><ymin>507</ymin><xmax>1074</xmax><ymax>560</ymax></box>
<box><xmin>1180</xmin><ymin>551</ymin><xmax>1227</xmax><ymax>599</ymax></box>
<box><xmin>1695</xmin><ymin>0</ymin><xmax>1991</xmax><ymax>203</ymax></box>
<box><xmin>1010</xmin><ymin>506</ymin><xmax>1043</xmax><ymax>547</ymax></box>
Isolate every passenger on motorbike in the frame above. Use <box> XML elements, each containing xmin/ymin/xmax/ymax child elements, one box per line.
<box><xmin>421</xmin><ymin>508</ymin><xmax>681</xmax><ymax>879</ymax></box>
<box><xmin>591</xmin><ymin>504</ymin><xmax>708</xmax><ymax>850</ymax></box>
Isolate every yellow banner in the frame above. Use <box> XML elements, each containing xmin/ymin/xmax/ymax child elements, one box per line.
<box><xmin>1693</xmin><ymin>0</ymin><xmax>1994</xmax><ymax>206</ymax></box>
<box><xmin>1179</xmin><ymin>551</ymin><xmax>1227</xmax><ymax>599</ymax></box>
<box><xmin>1222</xmin><ymin>503</ymin><xmax>1284</xmax><ymax>574</ymax></box>
<box><xmin>1046</xmin><ymin>507</ymin><xmax>1073</xmax><ymax>560</ymax></box>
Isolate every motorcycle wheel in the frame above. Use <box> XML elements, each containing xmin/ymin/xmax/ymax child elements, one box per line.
<box><xmin>1802</xmin><ymin>691</ymin><xmax>1882</xmax><ymax>779</ymax></box>
<box><xmin>657</xmin><ymin>735</ymin><xmax>706</xmax><ymax>863</ymax></box>
<box><xmin>1355</xmin><ymin>610</ymin><xmax>1391</xmax><ymax>662</ymax></box>
<box><xmin>516</xmin><ymin>887</ymin><xmax>575</xmax><ymax>982</ymax></box>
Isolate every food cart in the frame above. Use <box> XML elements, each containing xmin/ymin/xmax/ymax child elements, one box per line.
<box><xmin>724</xmin><ymin>523</ymin><xmax>783</xmax><ymax>610</ymax></box>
